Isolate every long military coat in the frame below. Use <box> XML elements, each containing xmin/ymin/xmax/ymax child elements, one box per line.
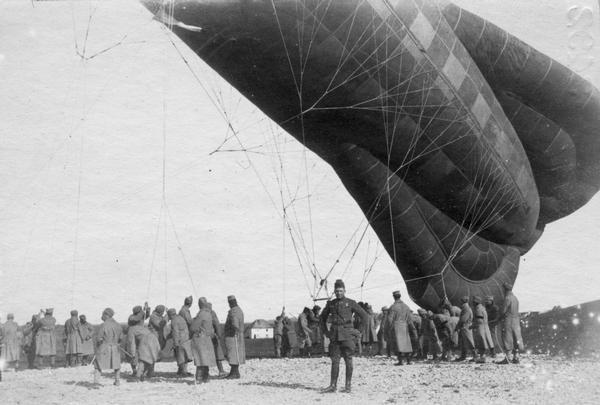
<box><xmin>224</xmin><ymin>305</ymin><xmax>245</xmax><ymax>365</ymax></box>
<box><xmin>387</xmin><ymin>300</ymin><xmax>415</xmax><ymax>354</ymax></box>
<box><xmin>485</xmin><ymin>303</ymin><xmax>501</xmax><ymax>349</ymax></box>
<box><xmin>456</xmin><ymin>303</ymin><xmax>475</xmax><ymax>350</ymax></box>
<box><xmin>95</xmin><ymin>318</ymin><xmax>122</xmax><ymax>370</ymax></box>
<box><xmin>296</xmin><ymin>312</ymin><xmax>312</xmax><ymax>344</ymax></box>
<box><xmin>473</xmin><ymin>303</ymin><xmax>494</xmax><ymax>350</ymax></box>
<box><xmin>179</xmin><ymin>305</ymin><xmax>193</xmax><ymax>328</ymax></box>
<box><xmin>421</xmin><ymin>316</ymin><xmax>441</xmax><ymax>355</ymax></box>
<box><xmin>35</xmin><ymin>315</ymin><xmax>57</xmax><ymax>356</ymax></box>
<box><xmin>211</xmin><ymin>309</ymin><xmax>225</xmax><ymax>361</ymax></box>
<box><xmin>501</xmin><ymin>292</ymin><xmax>524</xmax><ymax>351</ymax></box>
<box><xmin>171</xmin><ymin>314</ymin><xmax>193</xmax><ymax>363</ymax></box>
<box><xmin>190</xmin><ymin>309</ymin><xmax>217</xmax><ymax>367</ymax></box>
<box><xmin>1</xmin><ymin>320</ymin><xmax>21</xmax><ymax>362</ymax></box>
<box><xmin>79</xmin><ymin>322</ymin><xmax>95</xmax><ymax>356</ymax></box>
<box><xmin>148</xmin><ymin>312</ymin><xmax>167</xmax><ymax>348</ymax></box>
<box><xmin>64</xmin><ymin>316</ymin><xmax>83</xmax><ymax>355</ymax></box>
<box><xmin>127</xmin><ymin>324</ymin><xmax>160</xmax><ymax>365</ymax></box>
<box><xmin>361</xmin><ymin>311</ymin><xmax>378</xmax><ymax>343</ymax></box>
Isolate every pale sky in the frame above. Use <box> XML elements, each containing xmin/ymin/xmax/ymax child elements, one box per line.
<box><xmin>1</xmin><ymin>0</ymin><xmax>600</xmax><ymax>323</ymax></box>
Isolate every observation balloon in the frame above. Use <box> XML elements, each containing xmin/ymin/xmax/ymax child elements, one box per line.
<box><xmin>142</xmin><ymin>0</ymin><xmax>600</xmax><ymax>309</ymax></box>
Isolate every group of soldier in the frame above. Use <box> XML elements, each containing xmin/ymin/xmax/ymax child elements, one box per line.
<box><xmin>377</xmin><ymin>282</ymin><xmax>524</xmax><ymax>366</ymax></box>
<box><xmin>0</xmin><ymin>295</ymin><xmax>246</xmax><ymax>386</ymax></box>
<box><xmin>0</xmin><ymin>309</ymin><xmax>96</xmax><ymax>371</ymax></box>
<box><xmin>2</xmin><ymin>281</ymin><xmax>524</xmax><ymax>392</ymax></box>
<box><xmin>278</xmin><ymin>279</ymin><xmax>524</xmax><ymax>393</ymax></box>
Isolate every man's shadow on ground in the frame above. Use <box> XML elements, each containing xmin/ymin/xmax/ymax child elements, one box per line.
<box><xmin>241</xmin><ymin>381</ymin><xmax>321</xmax><ymax>391</ymax></box>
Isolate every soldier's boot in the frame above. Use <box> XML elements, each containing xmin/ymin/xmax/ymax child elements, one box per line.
<box><xmin>216</xmin><ymin>360</ymin><xmax>228</xmax><ymax>377</ymax></box>
<box><xmin>114</xmin><ymin>370</ymin><xmax>120</xmax><ymax>386</ymax></box>
<box><xmin>50</xmin><ymin>356</ymin><xmax>56</xmax><ymax>368</ymax></box>
<box><xmin>341</xmin><ymin>358</ymin><xmax>353</xmax><ymax>393</ymax></box>
<box><xmin>406</xmin><ymin>354</ymin><xmax>413</xmax><ymax>365</ymax></box>
<box><xmin>275</xmin><ymin>348</ymin><xmax>281</xmax><ymax>358</ymax></box>
<box><xmin>202</xmin><ymin>366</ymin><xmax>210</xmax><ymax>383</ymax></box>
<box><xmin>454</xmin><ymin>351</ymin><xmax>467</xmax><ymax>362</ymax></box>
<box><xmin>76</xmin><ymin>355</ymin><xmax>82</xmax><ymax>367</ymax></box>
<box><xmin>147</xmin><ymin>363</ymin><xmax>155</xmax><ymax>378</ymax></box>
<box><xmin>93</xmin><ymin>369</ymin><xmax>101</xmax><ymax>384</ymax></box>
<box><xmin>182</xmin><ymin>362</ymin><xmax>193</xmax><ymax>376</ymax></box>
<box><xmin>136</xmin><ymin>362</ymin><xmax>144</xmax><ymax>381</ymax></box>
<box><xmin>512</xmin><ymin>350</ymin><xmax>520</xmax><ymax>364</ymax></box>
<box><xmin>232</xmin><ymin>365</ymin><xmax>241</xmax><ymax>378</ymax></box>
<box><xmin>321</xmin><ymin>361</ymin><xmax>339</xmax><ymax>393</ymax></box>
<box><xmin>65</xmin><ymin>355</ymin><xmax>71</xmax><ymax>368</ymax></box>
<box><xmin>195</xmin><ymin>366</ymin><xmax>202</xmax><ymax>384</ymax></box>
<box><xmin>394</xmin><ymin>353</ymin><xmax>405</xmax><ymax>366</ymax></box>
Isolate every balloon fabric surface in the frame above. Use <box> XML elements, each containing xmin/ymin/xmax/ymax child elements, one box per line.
<box><xmin>142</xmin><ymin>0</ymin><xmax>600</xmax><ymax>310</ymax></box>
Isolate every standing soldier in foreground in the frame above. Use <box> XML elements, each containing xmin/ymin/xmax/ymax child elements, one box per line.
<box><xmin>208</xmin><ymin>302</ymin><xmax>227</xmax><ymax>377</ymax></box>
<box><xmin>387</xmin><ymin>291</ymin><xmax>415</xmax><ymax>366</ymax></box>
<box><xmin>167</xmin><ymin>308</ymin><xmax>193</xmax><ymax>377</ymax></box>
<box><xmin>79</xmin><ymin>314</ymin><xmax>95</xmax><ymax>366</ymax></box>
<box><xmin>224</xmin><ymin>295</ymin><xmax>245</xmax><ymax>379</ymax></box>
<box><xmin>498</xmin><ymin>283</ymin><xmax>524</xmax><ymax>364</ymax></box>
<box><xmin>1</xmin><ymin>314</ymin><xmax>20</xmax><ymax>370</ymax></box>
<box><xmin>320</xmin><ymin>279</ymin><xmax>368</xmax><ymax>393</ymax></box>
<box><xmin>94</xmin><ymin>308</ymin><xmax>122</xmax><ymax>386</ymax></box>
<box><xmin>64</xmin><ymin>310</ymin><xmax>83</xmax><ymax>367</ymax></box>
<box><xmin>36</xmin><ymin>308</ymin><xmax>57</xmax><ymax>368</ymax></box>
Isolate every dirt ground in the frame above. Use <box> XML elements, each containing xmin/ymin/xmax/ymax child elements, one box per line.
<box><xmin>1</xmin><ymin>355</ymin><xmax>599</xmax><ymax>404</ymax></box>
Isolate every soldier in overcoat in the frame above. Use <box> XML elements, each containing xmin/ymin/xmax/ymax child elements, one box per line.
<box><xmin>455</xmin><ymin>296</ymin><xmax>475</xmax><ymax>361</ymax></box>
<box><xmin>472</xmin><ymin>296</ymin><xmax>494</xmax><ymax>363</ymax></box>
<box><xmin>1</xmin><ymin>314</ymin><xmax>20</xmax><ymax>369</ymax></box>
<box><xmin>94</xmin><ymin>308</ymin><xmax>122</xmax><ymax>386</ymax></box>
<box><xmin>127</xmin><ymin>316</ymin><xmax>160</xmax><ymax>381</ymax></box>
<box><xmin>224</xmin><ymin>295</ymin><xmax>245</xmax><ymax>379</ymax></box>
<box><xmin>64</xmin><ymin>310</ymin><xmax>83</xmax><ymax>367</ymax></box>
<box><xmin>208</xmin><ymin>302</ymin><xmax>227</xmax><ymax>376</ymax></box>
<box><xmin>168</xmin><ymin>308</ymin><xmax>194</xmax><ymax>376</ymax></box>
<box><xmin>36</xmin><ymin>308</ymin><xmax>57</xmax><ymax>368</ymax></box>
<box><xmin>79</xmin><ymin>314</ymin><xmax>95</xmax><ymax>365</ymax></box>
<box><xmin>498</xmin><ymin>283</ymin><xmax>524</xmax><ymax>364</ymax></box>
<box><xmin>386</xmin><ymin>291</ymin><xmax>416</xmax><ymax>365</ymax></box>
<box><xmin>190</xmin><ymin>297</ymin><xmax>217</xmax><ymax>383</ymax></box>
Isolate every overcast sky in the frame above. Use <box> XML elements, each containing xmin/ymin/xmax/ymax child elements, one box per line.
<box><xmin>1</xmin><ymin>0</ymin><xmax>600</xmax><ymax>323</ymax></box>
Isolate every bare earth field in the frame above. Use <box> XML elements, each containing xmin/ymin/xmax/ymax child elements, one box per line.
<box><xmin>1</xmin><ymin>355</ymin><xmax>599</xmax><ymax>404</ymax></box>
